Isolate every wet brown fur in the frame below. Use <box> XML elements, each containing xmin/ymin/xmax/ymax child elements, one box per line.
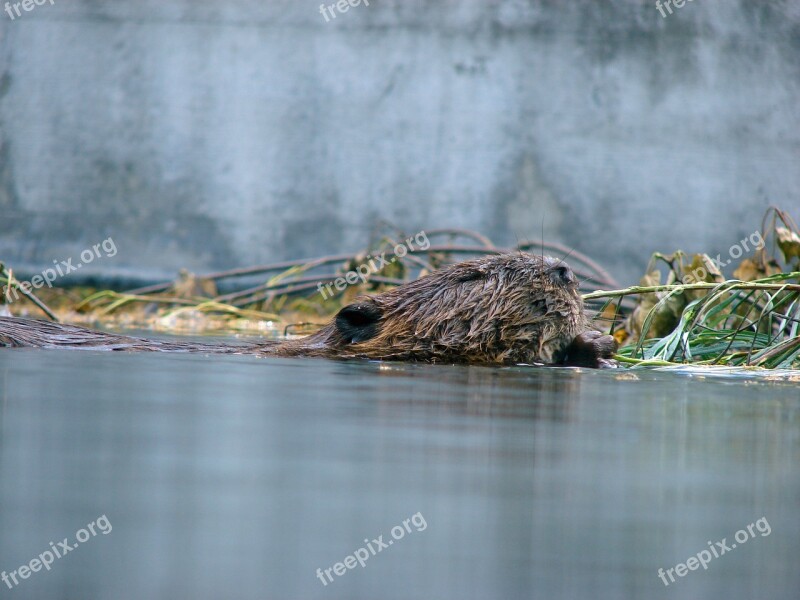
<box><xmin>0</xmin><ymin>253</ymin><xmax>616</xmax><ymax>367</ymax></box>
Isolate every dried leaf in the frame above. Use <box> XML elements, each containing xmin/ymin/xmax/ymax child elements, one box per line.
<box><xmin>776</xmin><ymin>226</ymin><xmax>800</xmax><ymax>263</ymax></box>
<box><xmin>171</xmin><ymin>269</ymin><xmax>218</xmax><ymax>299</ymax></box>
<box><xmin>613</xmin><ymin>328</ymin><xmax>629</xmax><ymax>345</ymax></box>
<box><xmin>733</xmin><ymin>258</ymin><xmax>782</xmax><ymax>282</ymax></box>
<box><xmin>627</xmin><ymin>270</ymin><xmax>686</xmax><ymax>341</ymax></box>
<box><xmin>680</xmin><ymin>254</ymin><xmax>725</xmax><ymax>301</ymax></box>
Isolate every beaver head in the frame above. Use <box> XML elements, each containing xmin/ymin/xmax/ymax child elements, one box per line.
<box><xmin>281</xmin><ymin>253</ymin><xmax>590</xmax><ymax>365</ymax></box>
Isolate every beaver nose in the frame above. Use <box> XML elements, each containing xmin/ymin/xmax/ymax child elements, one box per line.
<box><xmin>549</xmin><ymin>265</ymin><xmax>576</xmax><ymax>286</ymax></box>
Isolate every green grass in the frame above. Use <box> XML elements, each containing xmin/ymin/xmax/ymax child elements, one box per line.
<box><xmin>584</xmin><ymin>273</ymin><xmax>800</xmax><ymax>369</ymax></box>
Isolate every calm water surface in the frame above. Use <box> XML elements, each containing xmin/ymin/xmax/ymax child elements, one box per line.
<box><xmin>0</xmin><ymin>349</ymin><xmax>798</xmax><ymax>599</ymax></box>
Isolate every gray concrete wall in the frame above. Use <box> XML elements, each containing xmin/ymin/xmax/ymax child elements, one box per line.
<box><xmin>1</xmin><ymin>0</ymin><xmax>798</xmax><ymax>286</ymax></box>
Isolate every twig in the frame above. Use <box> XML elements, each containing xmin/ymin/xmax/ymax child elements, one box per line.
<box><xmin>0</xmin><ymin>264</ymin><xmax>59</xmax><ymax>322</ymax></box>
<box><xmin>583</xmin><ymin>280</ymin><xmax>800</xmax><ymax>301</ymax></box>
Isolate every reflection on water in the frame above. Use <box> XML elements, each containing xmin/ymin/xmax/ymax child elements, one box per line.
<box><xmin>0</xmin><ymin>349</ymin><xmax>798</xmax><ymax>599</ymax></box>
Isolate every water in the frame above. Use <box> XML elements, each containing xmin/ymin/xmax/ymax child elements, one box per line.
<box><xmin>0</xmin><ymin>349</ymin><xmax>798</xmax><ymax>599</ymax></box>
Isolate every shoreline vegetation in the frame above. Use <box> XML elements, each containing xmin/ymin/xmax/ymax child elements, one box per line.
<box><xmin>2</xmin><ymin>207</ymin><xmax>799</xmax><ymax>370</ymax></box>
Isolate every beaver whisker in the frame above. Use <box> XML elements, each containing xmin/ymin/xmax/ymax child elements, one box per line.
<box><xmin>553</xmin><ymin>247</ymin><xmax>577</xmax><ymax>272</ymax></box>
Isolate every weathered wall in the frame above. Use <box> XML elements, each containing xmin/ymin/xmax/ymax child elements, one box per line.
<box><xmin>1</xmin><ymin>0</ymin><xmax>798</xmax><ymax>286</ymax></box>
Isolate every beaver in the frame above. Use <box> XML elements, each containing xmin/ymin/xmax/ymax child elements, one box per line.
<box><xmin>0</xmin><ymin>253</ymin><xmax>617</xmax><ymax>368</ymax></box>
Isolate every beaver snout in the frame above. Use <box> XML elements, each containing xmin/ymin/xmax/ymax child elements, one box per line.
<box><xmin>549</xmin><ymin>265</ymin><xmax>576</xmax><ymax>286</ymax></box>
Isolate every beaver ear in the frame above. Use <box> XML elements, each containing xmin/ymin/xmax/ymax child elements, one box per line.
<box><xmin>335</xmin><ymin>302</ymin><xmax>383</xmax><ymax>344</ymax></box>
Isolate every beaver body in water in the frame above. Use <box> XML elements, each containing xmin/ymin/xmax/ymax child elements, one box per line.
<box><xmin>0</xmin><ymin>253</ymin><xmax>617</xmax><ymax>367</ymax></box>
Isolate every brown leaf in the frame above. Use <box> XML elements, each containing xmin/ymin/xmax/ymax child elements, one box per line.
<box><xmin>733</xmin><ymin>258</ymin><xmax>782</xmax><ymax>282</ymax></box>
<box><xmin>627</xmin><ymin>270</ymin><xmax>686</xmax><ymax>341</ymax></box>
<box><xmin>679</xmin><ymin>254</ymin><xmax>725</xmax><ymax>301</ymax></box>
<box><xmin>776</xmin><ymin>226</ymin><xmax>800</xmax><ymax>263</ymax></box>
